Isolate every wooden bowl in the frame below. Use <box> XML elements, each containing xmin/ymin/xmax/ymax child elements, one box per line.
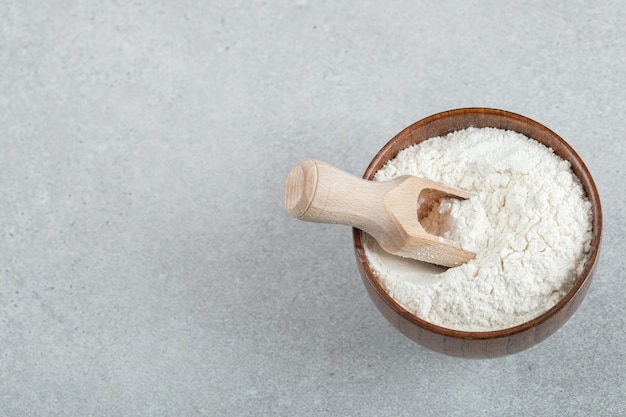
<box><xmin>353</xmin><ymin>108</ymin><xmax>602</xmax><ymax>358</ymax></box>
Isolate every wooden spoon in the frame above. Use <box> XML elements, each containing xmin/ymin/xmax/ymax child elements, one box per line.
<box><xmin>284</xmin><ymin>159</ymin><xmax>475</xmax><ymax>267</ymax></box>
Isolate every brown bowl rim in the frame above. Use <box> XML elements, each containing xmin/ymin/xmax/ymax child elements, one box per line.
<box><xmin>353</xmin><ymin>107</ymin><xmax>603</xmax><ymax>341</ymax></box>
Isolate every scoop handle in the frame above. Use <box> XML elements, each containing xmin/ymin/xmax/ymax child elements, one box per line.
<box><xmin>284</xmin><ymin>159</ymin><xmax>388</xmax><ymax>230</ymax></box>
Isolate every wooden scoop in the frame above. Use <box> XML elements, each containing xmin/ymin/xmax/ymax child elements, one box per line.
<box><xmin>284</xmin><ymin>159</ymin><xmax>475</xmax><ymax>267</ymax></box>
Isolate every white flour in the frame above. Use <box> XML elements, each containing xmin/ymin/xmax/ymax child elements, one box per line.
<box><xmin>363</xmin><ymin>127</ymin><xmax>593</xmax><ymax>331</ymax></box>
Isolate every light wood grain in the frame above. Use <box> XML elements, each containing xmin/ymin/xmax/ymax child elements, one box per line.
<box><xmin>285</xmin><ymin>159</ymin><xmax>475</xmax><ymax>268</ymax></box>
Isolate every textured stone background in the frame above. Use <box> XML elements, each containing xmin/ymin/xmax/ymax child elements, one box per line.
<box><xmin>1</xmin><ymin>1</ymin><xmax>624</xmax><ymax>415</ymax></box>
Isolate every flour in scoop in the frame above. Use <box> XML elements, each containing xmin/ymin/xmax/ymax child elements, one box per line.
<box><xmin>363</xmin><ymin>127</ymin><xmax>593</xmax><ymax>331</ymax></box>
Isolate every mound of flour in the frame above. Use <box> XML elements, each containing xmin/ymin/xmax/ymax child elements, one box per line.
<box><xmin>363</xmin><ymin>127</ymin><xmax>593</xmax><ymax>331</ymax></box>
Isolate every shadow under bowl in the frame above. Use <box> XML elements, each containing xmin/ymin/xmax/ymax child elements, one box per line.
<box><xmin>353</xmin><ymin>108</ymin><xmax>602</xmax><ymax>358</ymax></box>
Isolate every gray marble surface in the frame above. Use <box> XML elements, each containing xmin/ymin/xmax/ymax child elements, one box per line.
<box><xmin>1</xmin><ymin>1</ymin><xmax>625</xmax><ymax>415</ymax></box>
